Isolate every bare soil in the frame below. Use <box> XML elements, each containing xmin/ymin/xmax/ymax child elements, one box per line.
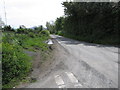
<box><xmin>16</xmin><ymin>39</ymin><xmax>58</xmax><ymax>88</ymax></box>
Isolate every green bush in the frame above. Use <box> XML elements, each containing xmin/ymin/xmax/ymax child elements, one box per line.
<box><xmin>40</xmin><ymin>30</ymin><xmax>50</xmax><ymax>36</ymax></box>
<box><xmin>28</xmin><ymin>32</ymin><xmax>35</xmax><ymax>38</ymax></box>
<box><xmin>57</xmin><ymin>31</ymin><xmax>63</xmax><ymax>36</ymax></box>
<box><xmin>0</xmin><ymin>43</ymin><xmax>1</xmax><ymax>52</ymax></box>
<box><xmin>3</xmin><ymin>25</ymin><xmax>14</xmax><ymax>32</ymax></box>
<box><xmin>2</xmin><ymin>42</ymin><xmax>31</xmax><ymax>86</ymax></box>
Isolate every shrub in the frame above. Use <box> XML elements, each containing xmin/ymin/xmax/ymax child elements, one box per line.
<box><xmin>57</xmin><ymin>31</ymin><xmax>63</xmax><ymax>36</ymax></box>
<box><xmin>17</xmin><ymin>28</ymin><xmax>25</xmax><ymax>33</ymax></box>
<box><xmin>28</xmin><ymin>32</ymin><xmax>35</xmax><ymax>38</ymax></box>
<box><xmin>0</xmin><ymin>43</ymin><xmax>1</xmax><ymax>52</ymax></box>
<box><xmin>2</xmin><ymin>43</ymin><xmax>31</xmax><ymax>86</ymax></box>
<box><xmin>3</xmin><ymin>25</ymin><xmax>14</xmax><ymax>32</ymax></box>
<box><xmin>40</xmin><ymin>30</ymin><xmax>50</xmax><ymax>36</ymax></box>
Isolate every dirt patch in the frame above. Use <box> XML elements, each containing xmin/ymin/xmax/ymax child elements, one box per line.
<box><xmin>16</xmin><ymin>39</ymin><xmax>57</xmax><ymax>88</ymax></box>
<box><xmin>37</xmin><ymin>39</ymin><xmax>60</xmax><ymax>78</ymax></box>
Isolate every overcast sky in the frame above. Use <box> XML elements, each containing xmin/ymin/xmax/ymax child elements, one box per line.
<box><xmin>0</xmin><ymin>0</ymin><xmax>65</xmax><ymax>28</ymax></box>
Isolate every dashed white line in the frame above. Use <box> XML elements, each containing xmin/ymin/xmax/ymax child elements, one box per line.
<box><xmin>54</xmin><ymin>75</ymin><xmax>65</xmax><ymax>88</ymax></box>
<box><xmin>65</xmin><ymin>72</ymin><xmax>82</xmax><ymax>87</ymax></box>
<box><xmin>58</xmin><ymin>84</ymin><xmax>66</xmax><ymax>88</ymax></box>
<box><xmin>74</xmin><ymin>83</ymin><xmax>82</xmax><ymax>88</ymax></box>
<box><xmin>65</xmin><ymin>72</ymin><xmax>78</xmax><ymax>83</ymax></box>
<box><xmin>54</xmin><ymin>72</ymin><xmax>82</xmax><ymax>88</ymax></box>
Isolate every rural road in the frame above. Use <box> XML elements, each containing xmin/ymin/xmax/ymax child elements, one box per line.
<box><xmin>25</xmin><ymin>35</ymin><xmax>119</xmax><ymax>88</ymax></box>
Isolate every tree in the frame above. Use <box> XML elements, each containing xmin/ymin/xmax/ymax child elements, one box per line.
<box><xmin>3</xmin><ymin>25</ymin><xmax>14</xmax><ymax>32</ymax></box>
<box><xmin>17</xmin><ymin>26</ymin><xmax>26</xmax><ymax>33</ymax></box>
<box><xmin>33</xmin><ymin>25</ymin><xmax>43</xmax><ymax>34</ymax></box>
<box><xmin>61</xmin><ymin>2</ymin><xmax>119</xmax><ymax>45</ymax></box>
<box><xmin>46</xmin><ymin>21</ymin><xmax>55</xmax><ymax>34</ymax></box>
<box><xmin>55</xmin><ymin>17</ymin><xmax>64</xmax><ymax>33</ymax></box>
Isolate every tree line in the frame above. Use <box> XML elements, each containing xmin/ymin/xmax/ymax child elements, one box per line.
<box><xmin>46</xmin><ymin>2</ymin><xmax>119</xmax><ymax>45</ymax></box>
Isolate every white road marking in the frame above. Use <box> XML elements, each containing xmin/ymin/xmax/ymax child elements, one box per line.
<box><xmin>74</xmin><ymin>83</ymin><xmax>82</xmax><ymax>87</ymax></box>
<box><xmin>58</xmin><ymin>85</ymin><xmax>65</xmax><ymax>88</ymax></box>
<box><xmin>65</xmin><ymin>72</ymin><xmax>78</xmax><ymax>83</ymax></box>
<box><xmin>55</xmin><ymin>75</ymin><xmax>65</xmax><ymax>88</ymax></box>
<box><xmin>65</xmin><ymin>72</ymin><xmax>82</xmax><ymax>87</ymax></box>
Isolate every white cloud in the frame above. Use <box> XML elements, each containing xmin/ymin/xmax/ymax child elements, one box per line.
<box><xmin>0</xmin><ymin>0</ymin><xmax>64</xmax><ymax>28</ymax></box>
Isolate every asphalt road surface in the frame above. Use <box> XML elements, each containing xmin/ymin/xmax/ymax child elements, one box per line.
<box><xmin>25</xmin><ymin>35</ymin><xmax>118</xmax><ymax>88</ymax></box>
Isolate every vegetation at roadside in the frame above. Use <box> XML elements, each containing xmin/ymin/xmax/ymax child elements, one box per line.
<box><xmin>2</xmin><ymin>25</ymin><xmax>50</xmax><ymax>88</ymax></box>
<box><xmin>46</xmin><ymin>2</ymin><xmax>119</xmax><ymax>46</ymax></box>
<box><xmin>1</xmin><ymin>1</ymin><xmax>119</xmax><ymax>89</ymax></box>
<box><xmin>0</xmin><ymin>33</ymin><xmax>2</xmax><ymax>52</ymax></box>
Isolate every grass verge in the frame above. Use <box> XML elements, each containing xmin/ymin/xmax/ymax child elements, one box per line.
<box><xmin>2</xmin><ymin>30</ymin><xmax>50</xmax><ymax>88</ymax></box>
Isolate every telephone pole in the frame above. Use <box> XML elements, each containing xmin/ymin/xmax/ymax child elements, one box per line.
<box><xmin>3</xmin><ymin>0</ymin><xmax>7</xmax><ymax>25</ymax></box>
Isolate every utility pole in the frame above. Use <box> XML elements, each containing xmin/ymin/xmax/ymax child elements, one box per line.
<box><xmin>3</xmin><ymin>0</ymin><xmax>7</xmax><ymax>25</ymax></box>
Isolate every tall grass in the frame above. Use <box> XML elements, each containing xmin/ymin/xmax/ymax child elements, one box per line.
<box><xmin>2</xmin><ymin>30</ymin><xmax>50</xmax><ymax>88</ymax></box>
